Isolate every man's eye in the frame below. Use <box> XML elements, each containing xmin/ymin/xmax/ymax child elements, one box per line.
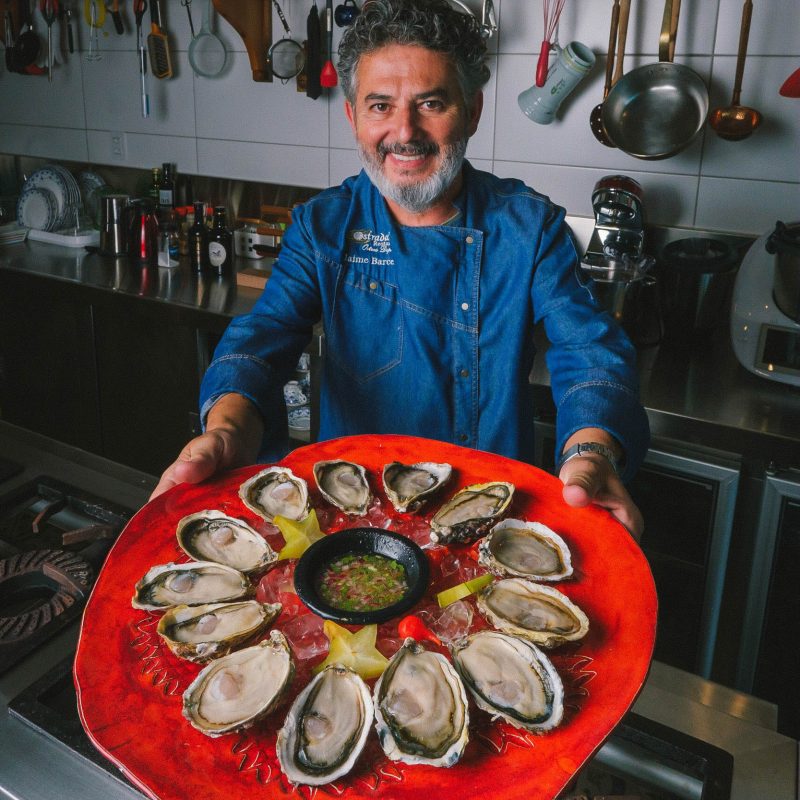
<box><xmin>369</xmin><ymin>103</ymin><xmax>390</xmax><ymax>112</ymax></box>
<box><xmin>421</xmin><ymin>100</ymin><xmax>444</xmax><ymax>111</ymax></box>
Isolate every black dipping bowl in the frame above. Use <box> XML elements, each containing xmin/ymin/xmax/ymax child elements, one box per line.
<box><xmin>293</xmin><ymin>528</ymin><xmax>430</xmax><ymax>625</ymax></box>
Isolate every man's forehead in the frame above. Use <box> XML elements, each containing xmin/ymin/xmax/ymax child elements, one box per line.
<box><xmin>353</xmin><ymin>45</ymin><xmax>460</xmax><ymax>99</ymax></box>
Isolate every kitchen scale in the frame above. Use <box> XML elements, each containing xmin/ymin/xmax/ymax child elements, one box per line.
<box><xmin>730</xmin><ymin>230</ymin><xmax>800</xmax><ymax>387</ymax></box>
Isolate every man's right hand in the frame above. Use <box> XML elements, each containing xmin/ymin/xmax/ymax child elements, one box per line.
<box><xmin>149</xmin><ymin>394</ymin><xmax>265</xmax><ymax>500</ymax></box>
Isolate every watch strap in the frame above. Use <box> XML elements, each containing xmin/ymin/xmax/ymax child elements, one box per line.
<box><xmin>557</xmin><ymin>442</ymin><xmax>621</xmax><ymax>475</ymax></box>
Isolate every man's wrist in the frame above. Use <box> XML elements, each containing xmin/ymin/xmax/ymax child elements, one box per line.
<box><xmin>557</xmin><ymin>442</ymin><xmax>621</xmax><ymax>476</ymax></box>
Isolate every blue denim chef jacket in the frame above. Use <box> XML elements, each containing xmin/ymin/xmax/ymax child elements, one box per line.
<box><xmin>200</xmin><ymin>162</ymin><xmax>650</xmax><ymax>482</ymax></box>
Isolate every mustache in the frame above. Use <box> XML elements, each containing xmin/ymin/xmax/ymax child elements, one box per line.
<box><xmin>377</xmin><ymin>141</ymin><xmax>439</xmax><ymax>159</ymax></box>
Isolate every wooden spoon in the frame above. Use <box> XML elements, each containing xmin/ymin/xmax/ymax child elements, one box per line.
<box><xmin>709</xmin><ymin>0</ymin><xmax>762</xmax><ymax>140</ymax></box>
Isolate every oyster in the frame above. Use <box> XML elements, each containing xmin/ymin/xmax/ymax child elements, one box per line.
<box><xmin>156</xmin><ymin>600</ymin><xmax>282</xmax><ymax>662</ymax></box>
<box><xmin>176</xmin><ymin>510</ymin><xmax>277</xmax><ymax>574</ymax></box>
<box><xmin>131</xmin><ymin>562</ymin><xmax>253</xmax><ymax>611</ymax></box>
<box><xmin>476</xmin><ymin>579</ymin><xmax>589</xmax><ymax>648</ymax></box>
<box><xmin>239</xmin><ymin>467</ymin><xmax>309</xmax><ymax>522</ymax></box>
<box><xmin>182</xmin><ymin>630</ymin><xmax>294</xmax><ymax>737</ymax></box>
<box><xmin>373</xmin><ymin>638</ymin><xmax>469</xmax><ymax>767</ymax></box>
<box><xmin>450</xmin><ymin>630</ymin><xmax>563</xmax><ymax>732</ymax></box>
<box><xmin>382</xmin><ymin>461</ymin><xmax>453</xmax><ymax>513</ymax></box>
<box><xmin>277</xmin><ymin>664</ymin><xmax>373</xmax><ymax>785</ymax></box>
<box><xmin>478</xmin><ymin>519</ymin><xmax>573</xmax><ymax>580</ymax></box>
<box><xmin>429</xmin><ymin>481</ymin><xmax>515</xmax><ymax>544</ymax></box>
<box><xmin>313</xmin><ymin>460</ymin><xmax>371</xmax><ymax>516</ymax></box>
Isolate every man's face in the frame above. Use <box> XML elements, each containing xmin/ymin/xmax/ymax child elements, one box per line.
<box><xmin>344</xmin><ymin>44</ymin><xmax>482</xmax><ymax>213</ymax></box>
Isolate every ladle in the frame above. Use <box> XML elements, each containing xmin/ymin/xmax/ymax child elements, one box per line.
<box><xmin>589</xmin><ymin>0</ymin><xmax>619</xmax><ymax>146</ymax></box>
<box><xmin>709</xmin><ymin>0</ymin><xmax>762</xmax><ymax>140</ymax></box>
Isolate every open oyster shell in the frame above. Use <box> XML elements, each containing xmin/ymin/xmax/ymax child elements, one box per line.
<box><xmin>131</xmin><ymin>561</ymin><xmax>253</xmax><ymax>611</ymax></box>
<box><xmin>373</xmin><ymin>638</ymin><xmax>469</xmax><ymax>767</ymax></box>
<box><xmin>429</xmin><ymin>481</ymin><xmax>515</xmax><ymax>544</ymax></box>
<box><xmin>382</xmin><ymin>461</ymin><xmax>452</xmax><ymax>513</ymax></box>
<box><xmin>476</xmin><ymin>579</ymin><xmax>589</xmax><ymax>648</ymax></box>
<box><xmin>239</xmin><ymin>467</ymin><xmax>309</xmax><ymax>522</ymax></box>
<box><xmin>182</xmin><ymin>630</ymin><xmax>294</xmax><ymax>737</ymax></box>
<box><xmin>450</xmin><ymin>630</ymin><xmax>564</xmax><ymax>732</ymax></box>
<box><xmin>156</xmin><ymin>600</ymin><xmax>282</xmax><ymax>663</ymax></box>
<box><xmin>277</xmin><ymin>664</ymin><xmax>373</xmax><ymax>785</ymax></box>
<box><xmin>477</xmin><ymin>519</ymin><xmax>573</xmax><ymax>581</ymax></box>
<box><xmin>176</xmin><ymin>510</ymin><xmax>277</xmax><ymax>575</ymax></box>
<box><xmin>313</xmin><ymin>460</ymin><xmax>371</xmax><ymax>516</ymax></box>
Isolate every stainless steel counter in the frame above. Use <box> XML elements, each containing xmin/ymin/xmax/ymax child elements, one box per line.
<box><xmin>4</xmin><ymin>236</ymin><xmax>799</xmax><ymax>467</ymax></box>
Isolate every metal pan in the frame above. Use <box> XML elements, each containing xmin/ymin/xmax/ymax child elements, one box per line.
<box><xmin>602</xmin><ymin>0</ymin><xmax>709</xmax><ymax>160</ymax></box>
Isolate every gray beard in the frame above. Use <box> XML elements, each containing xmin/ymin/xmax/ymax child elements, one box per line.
<box><xmin>358</xmin><ymin>138</ymin><xmax>468</xmax><ymax>214</ymax></box>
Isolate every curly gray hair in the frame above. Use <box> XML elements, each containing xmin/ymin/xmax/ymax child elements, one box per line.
<box><xmin>337</xmin><ymin>0</ymin><xmax>490</xmax><ymax>106</ymax></box>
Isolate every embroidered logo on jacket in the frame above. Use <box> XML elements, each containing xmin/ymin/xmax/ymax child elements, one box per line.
<box><xmin>346</xmin><ymin>229</ymin><xmax>394</xmax><ymax>266</ymax></box>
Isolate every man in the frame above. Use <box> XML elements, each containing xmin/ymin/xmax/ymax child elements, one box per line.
<box><xmin>151</xmin><ymin>0</ymin><xmax>649</xmax><ymax>538</ymax></box>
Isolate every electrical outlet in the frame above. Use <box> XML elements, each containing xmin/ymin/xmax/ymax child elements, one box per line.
<box><xmin>110</xmin><ymin>132</ymin><xmax>127</xmax><ymax>160</ymax></box>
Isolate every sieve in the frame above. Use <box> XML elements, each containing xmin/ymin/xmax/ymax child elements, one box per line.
<box><xmin>268</xmin><ymin>0</ymin><xmax>304</xmax><ymax>82</ymax></box>
<box><xmin>188</xmin><ymin>0</ymin><xmax>227</xmax><ymax>78</ymax></box>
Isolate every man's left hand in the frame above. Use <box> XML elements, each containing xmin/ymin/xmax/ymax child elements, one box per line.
<box><xmin>559</xmin><ymin>455</ymin><xmax>644</xmax><ymax>541</ymax></box>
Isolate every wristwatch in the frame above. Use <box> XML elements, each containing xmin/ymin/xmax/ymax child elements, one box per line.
<box><xmin>557</xmin><ymin>442</ymin><xmax>621</xmax><ymax>476</ymax></box>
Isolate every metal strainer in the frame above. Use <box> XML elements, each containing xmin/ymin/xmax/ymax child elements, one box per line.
<box><xmin>268</xmin><ymin>0</ymin><xmax>305</xmax><ymax>82</ymax></box>
<box><xmin>188</xmin><ymin>0</ymin><xmax>227</xmax><ymax>78</ymax></box>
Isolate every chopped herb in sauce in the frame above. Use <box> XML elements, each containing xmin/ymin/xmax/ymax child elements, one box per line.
<box><xmin>317</xmin><ymin>552</ymin><xmax>409</xmax><ymax>612</ymax></box>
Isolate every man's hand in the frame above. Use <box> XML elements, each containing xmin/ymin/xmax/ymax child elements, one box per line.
<box><xmin>557</xmin><ymin>428</ymin><xmax>644</xmax><ymax>541</ymax></box>
<box><xmin>559</xmin><ymin>455</ymin><xmax>644</xmax><ymax>541</ymax></box>
<box><xmin>149</xmin><ymin>394</ymin><xmax>264</xmax><ymax>501</ymax></box>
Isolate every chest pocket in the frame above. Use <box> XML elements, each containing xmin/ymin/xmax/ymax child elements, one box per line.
<box><xmin>328</xmin><ymin>267</ymin><xmax>403</xmax><ymax>383</ymax></box>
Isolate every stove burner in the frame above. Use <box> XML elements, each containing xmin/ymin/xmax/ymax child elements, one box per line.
<box><xmin>0</xmin><ymin>477</ymin><xmax>132</xmax><ymax>675</ymax></box>
<box><xmin>0</xmin><ymin>550</ymin><xmax>93</xmax><ymax>645</ymax></box>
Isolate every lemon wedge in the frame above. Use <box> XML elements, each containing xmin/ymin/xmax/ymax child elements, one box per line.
<box><xmin>436</xmin><ymin>573</ymin><xmax>493</xmax><ymax>607</ymax></box>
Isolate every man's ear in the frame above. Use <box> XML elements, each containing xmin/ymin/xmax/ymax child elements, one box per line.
<box><xmin>467</xmin><ymin>90</ymin><xmax>483</xmax><ymax>137</ymax></box>
<box><xmin>344</xmin><ymin>100</ymin><xmax>356</xmax><ymax>133</ymax></box>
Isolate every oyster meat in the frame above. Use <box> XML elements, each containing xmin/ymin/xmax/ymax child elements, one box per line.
<box><xmin>478</xmin><ymin>519</ymin><xmax>573</xmax><ymax>580</ymax></box>
<box><xmin>373</xmin><ymin>638</ymin><xmax>469</xmax><ymax>767</ymax></box>
<box><xmin>157</xmin><ymin>600</ymin><xmax>282</xmax><ymax>662</ymax></box>
<box><xmin>182</xmin><ymin>630</ymin><xmax>294</xmax><ymax>737</ymax></box>
<box><xmin>131</xmin><ymin>562</ymin><xmax>253</xmax><ymax>611</ymax></box>
<box><xmin>382</xmin><ymin>461</ymin><xmax>452</xmax><ymax>513</ymax></box>
<box><xmin>429</xmin><ymin>481</ymin><xmax>514</xmax><ymax>544</ymax></box>
<box><xmin>277</xmin><ymin>664</ymin><xmax>373</xmax><ymax>785</ymax></box>
<box><xmin>450</xmin><ymin>630</ymin><xmax>563</xmax><ymax>732</ymax></box>
<box><xmin>313</xmin><ymin>460</ymin><xmax>371</xmax><ymax>516</ymax></box>
<box><xmin>476</xmin><ymin>579</ymin><xmax>589</xmax><ymax>648</ymax></box>
<box><xmin>239</xmin><ymin>467</ymin><xmax>309</xmax><ymax>522</ymax></box>
<box><xmin>176</xmin><ymin>510</ymin><xmax>277</xmax><ymax>574</ymax></box>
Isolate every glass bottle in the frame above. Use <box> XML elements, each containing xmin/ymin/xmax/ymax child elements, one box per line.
<box><xmin>149</xmin><ymin>167</ymin><xmax>161</xmax><ymax>206</ymax></box>
<box><xmin>188</xmin><ymin>201</ymin><xmax>209</xmax><ymax>272</ymax></box>
<box><xmin>159</xmin><ymin>162</ymin><xmax>175</xmax><ymax>216</ymax></box>
<box><xmin>208</xmin><ymin>206</ymin><xmax>233</xmax><ymax>276</ymax></box>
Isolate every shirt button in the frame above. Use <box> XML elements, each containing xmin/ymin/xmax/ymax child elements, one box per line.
<box><xmin>461</xmin><ymin>302</ymin><xmax>469</xmax><ymax>311</ymax></box>
<box><xmin>459</xmin><ymin>369</ymin><xmax>469</xmax><ymax>378</ymax></box>
<box><xmin>459</xmin><ymin>433</ymin><xmax>468</xmax><ymax>442</ymax></box>
<box><xmin>465</xmin><ymin>236</ymin><xmax>474</xmax><ymax>244</ymax></box>
<box><xmin>369</xmin><ymin>281</ymin><xmax>378</xmax><ymax>290</ymax></box>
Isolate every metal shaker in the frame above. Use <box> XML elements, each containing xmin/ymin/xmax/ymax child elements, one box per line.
<box><xmin>99</xmin><ymin>194</ymin><xmax>131</xmax><ymax>256</ymax></box>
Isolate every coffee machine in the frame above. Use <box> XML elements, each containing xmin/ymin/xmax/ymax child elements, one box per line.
<box><xmin>581</xmin><ymin>175</ymin><xmax>659</xmax><ymax>346</ymax></box>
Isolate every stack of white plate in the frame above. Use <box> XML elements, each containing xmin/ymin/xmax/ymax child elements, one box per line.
<box><xmin>0</xmin><ymin>221</ymin><xmax>29</xmax><ymax>245</ymax></box>
<box><xmin>17</xmin><ymin>165</ymin><xmax>82</xmax><ymax>231</ymax></box>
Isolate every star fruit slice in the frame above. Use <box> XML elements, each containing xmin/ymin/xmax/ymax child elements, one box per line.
<box><xmin>274</xmin><ymin>509</ymin><xmax>324</xmax><ymax>560</ymax></box>
<box><xmin>313</xmin><ymin>620</ymin><xmax>389</xmax><ymax>679</ymax></box>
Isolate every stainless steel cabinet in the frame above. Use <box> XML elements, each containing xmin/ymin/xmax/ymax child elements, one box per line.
<box><xmin>533</xmin><ymin>420</ymin><xmax>740</xmax><ymax>678</ymax></box>
<box><xmin>736</xmin><ymin>468</ymin><xmax>800</xmax><ymax>739</ymax></box>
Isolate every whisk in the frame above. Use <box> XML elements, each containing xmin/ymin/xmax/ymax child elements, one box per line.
<box><xmin>536</xmin><ymin>0</ymin><xmax>567</xmax><ymax>86</ymax></box>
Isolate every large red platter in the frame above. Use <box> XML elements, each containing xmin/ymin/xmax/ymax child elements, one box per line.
<box><xmin>75</xmin><ymin>434</ymin><xmax>657</xmax><ymax>800</ymax></box>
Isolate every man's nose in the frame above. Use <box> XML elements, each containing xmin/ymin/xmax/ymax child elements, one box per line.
<box><xmin>394</xmin><ymin>105</ymin><xmax>421</xmax><ymax>141</ymax></box>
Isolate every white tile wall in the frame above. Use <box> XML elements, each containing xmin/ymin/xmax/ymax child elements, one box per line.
<box><xmin>2</xmin><ymin>0</ymin><xmax>798</xmax><ymax>235</ymax></box>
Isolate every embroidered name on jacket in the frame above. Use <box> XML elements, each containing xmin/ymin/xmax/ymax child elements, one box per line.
<box><xmin>346</xmin><ymin>229</ymin><xmax>395</xmax><ymax>266</ymax></box>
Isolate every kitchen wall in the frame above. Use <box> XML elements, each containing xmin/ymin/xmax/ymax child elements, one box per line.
<box><xmin>1</xmin><ymin>0</ymin><xmax>798</xmax><ymax>235</ymax></box>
